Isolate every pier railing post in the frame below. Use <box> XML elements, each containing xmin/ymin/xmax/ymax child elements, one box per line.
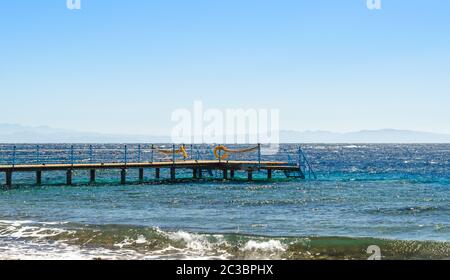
<box><xmin>89</xmin><ymin>145</ymin><xmax>93</xmax><ymax>163</ymax></box>
<box><xmin>36</xmin><ymin>145</ymin><xmax>40</xmax><ymax>164</ymax></box>
<box><xmin>171</xmin><ymin>144</ymin><xmax>176</xmax><ymax>180</ymax></box>
<box><xmin>258</xmin><ymin>143</ymin><xmax>261</xmax><ymax>170</ymax></box>
<box><xmin>12</xmin><ymin>145</ymin><xmax>16</xmax><ymax>167</ymax></box>
<box><xmin>124</xmin><ymin>145</ymin><xmax>128</xmax><ymax>166</ymax></box>
<box><xmin>138</xmin><ymin>144</ymin><xmax>141</xmax><ymax>162</ymax></box>
<box><xmin>196</xmin><ymin>146</ymin><xmax>200</xmax><ymax>161</ymax></box>
<box><xmin>70</xmin><ymin>145</ymin><xmax>74</xmax><ymax>166</ymax></box>
<box><xmin>151</xmin><ymin>144</ymin><xmax>154</xmax><ymax>163</ymax></box>
<box><xmin>172</xmin><ymin>144</ymin><xmax>175</xmax><ymax>164</ymax></box>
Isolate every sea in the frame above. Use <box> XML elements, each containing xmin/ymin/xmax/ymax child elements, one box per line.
<box><xmin>0</xmin><ymin>144</ymin><xmax>449</xmax><ymax>260</ymax></box>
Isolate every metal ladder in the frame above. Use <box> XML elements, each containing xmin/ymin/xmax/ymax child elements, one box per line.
<box><xmin>285</xmin><ymin>146</ymin><xmax>317</xmax><ymax>180</ymax></box>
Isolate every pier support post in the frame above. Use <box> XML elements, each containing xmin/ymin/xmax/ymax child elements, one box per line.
<box><xmin>139</xmin><ymin>168</ymin><xmax>144</xmax><ymax>183</ymax></box>
<box><xmin>230</xmin><ymin>169</ymin><xmax>235</xmax><ymax>179</ymax></box>
<box><xmin>66</xmin><ymin>170</ymin><xmax>72</xmax><ymax>185</ymax></box>
<box><xmin>193</xmin><ymin>168</ymin><xmax>198</xmax><ymax>179</ymax></box>
<box><xmin>90</xmin><ymin>169</ymin><xmax>96</xmax><ymax>183</ymax></box>
<box><xmin>5</xmin><ymin>171</ymin><xmax>12</xmax><ymax>187</ymax></box>
<box><xmin>267</xmin><ymin>169</ymin><xmax>272</xmax><ymax>180</ymax></box>
<box><xmin>36</xmin><ymin>171</ymin><xmax>42</xmax><ymax>185</ymax></box>
<box><xmin>121</xmin><ymin>169</ymin><xmax>127</xmax><ymax>185</ymax></box>
<box><xmin>223</xmin><ymin>169</ymin><xmax>228</xmax><ymax>180</ymax></box>
<box><xmin>247</xmin><ymin>170</ymin><xmax>253</xmax><ymax>181</ymax></box>
<box><xmin>155</xmin><ymin>168</ymin><xmax>160</xmax><ymax>179</ymax></box>
<box><xmin>170</xmin><ymin>167</ymin><xmax>176</xmax><ymax>181</ymax></box>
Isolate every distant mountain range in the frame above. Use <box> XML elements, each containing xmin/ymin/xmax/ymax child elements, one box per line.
<box><xmin>280</xmin><ymin>129</ymin><xmax>450</xmax><ymax>143</ymax></box>
<box><xmin>1</xmin><ymin>124</ymin><xmax>450</xmax><ymax>143</ymax></box>
<box><xmin>0</xmin><ymin>123</ymin><xmax>169</xmax><ymax>143</ymax></box>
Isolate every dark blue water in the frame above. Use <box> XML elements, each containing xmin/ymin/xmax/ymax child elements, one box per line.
<box><xmin>0</xmin><ymin>144</ymin><xmax>449</xmax><ymax>259</ymax></box>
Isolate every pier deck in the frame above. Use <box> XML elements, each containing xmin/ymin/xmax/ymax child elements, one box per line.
<box><xmin>0</xmin><ymin>144</ymin><xmax>317</xmax><ymax>186</ymax></box>
<box><xmin>0</xmin><ymin>160</ymin><xmax>303</xmax><ymax>186</ymax></box>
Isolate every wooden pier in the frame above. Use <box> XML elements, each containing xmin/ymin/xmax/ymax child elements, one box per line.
<box><xmin>0</xmin><ymin>160</ymin><xmax>304</xmax><ymax>187</ymax></box>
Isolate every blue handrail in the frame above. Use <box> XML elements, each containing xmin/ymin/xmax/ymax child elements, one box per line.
<box><xmin>12</xmin><ymin>146</ymin><xmax>16</xmax><ymax>166</ymax></box>
<box><xmin>124</xmin><ymin>145</ymin><xmax>128</xmax><ymax>165</ymax></box>
<box><xmin>298</xmin><ymin>146</ymin><xmax>317</xmax><ymax>180</ymax></box>
<box><xmin>36</xmin><ymin>145</ymin><xmax>40</xmax><ymax>164</ymax></box>
<box><xmin>138</xmin><ymin>144</ymin><xmax>141</xmax><ymax>162</ymax></box>
<box><xmin>70</xmin><ymin>145</ymin><xmax>74</xmax><ymax>165</ymax></box>
<box><xmin>89</xmin><ymin>145</ymin><xmax>94</xmax><ymax>163</ymax></box>
<box><xmin>0</xmin><ymin>144</ymin><xmax>313</xmax><ymax>180</ymax></box>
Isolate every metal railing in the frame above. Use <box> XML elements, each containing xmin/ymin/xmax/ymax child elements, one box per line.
<box><xmin>298</xmin><ymin>146</ymin><xmax>317</xmax><ymax>179</ymax></box>
<box><xmin>0</xmin><ymin>144</ymin><xmax>316</xmax><ymax>179</ymax></box>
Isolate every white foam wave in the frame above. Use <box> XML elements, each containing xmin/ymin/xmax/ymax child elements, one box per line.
<box><xmin>159</xmin><ymin>230</ymin><xmax>231</xmax><ymax>259</ymax></box>
<box><xmin>113</xmin><ymin>237</ymin><xmax>134</xmax><ymax>249</ymax></box>
<box><xmin>242</xmin><ymin>240</ymin><xmax>286</xmax><ymax>252</ymax></box>
<box><xmin>0</xmin><ymin>239</ymin><xmax>140</xmax><ymax>260</ymax></box>
<box><xmin>0</xmin><ymin>220</ymin><xmax>74</xmax><ymax>240</ymax></box>
<box><xmin>0</xmin><ymin>220</ymin><xmax>285</xmax><ymax>260</ymax></box>
<box><xmin>166</xmin><ymin>230</ymin><xmax>213</xmax><ymax>251</ymax></box>
<box><xmin>0</xmin><ymin>220</ymin><xmax>233</xmax><ymax>260</ymax></box>
<box><xmin>113</xmin><ymin>235</ymin><xmax>148</xmax><ymax>249</ymax></box>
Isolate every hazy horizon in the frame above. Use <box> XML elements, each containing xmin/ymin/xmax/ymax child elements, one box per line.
<box><xmin>1</xmin><ymin>123</ymin><xmax>450</xmax><ymax>143</ymax></box>
<box><xmin>2</xmin><ymin>122</ymin><xmax>450</xmax><ymax>134</ymax></box>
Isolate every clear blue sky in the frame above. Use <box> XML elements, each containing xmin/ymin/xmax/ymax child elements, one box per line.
<box><xmin>1</xmin><ymin>0</ymin><xmax>449</xmax><ymax>135</ymax></box>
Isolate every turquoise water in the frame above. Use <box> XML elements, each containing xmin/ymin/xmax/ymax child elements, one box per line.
<box><xmin>0</xmin><ymin>144</ymin><xmax>449</xmax><ymax>259</ymax></box>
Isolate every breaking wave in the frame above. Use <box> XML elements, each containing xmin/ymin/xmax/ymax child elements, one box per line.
<box><xmin>0</xmin><ymin>220</ymin><xmax>449</xmax><ymax>260</ymax></box>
